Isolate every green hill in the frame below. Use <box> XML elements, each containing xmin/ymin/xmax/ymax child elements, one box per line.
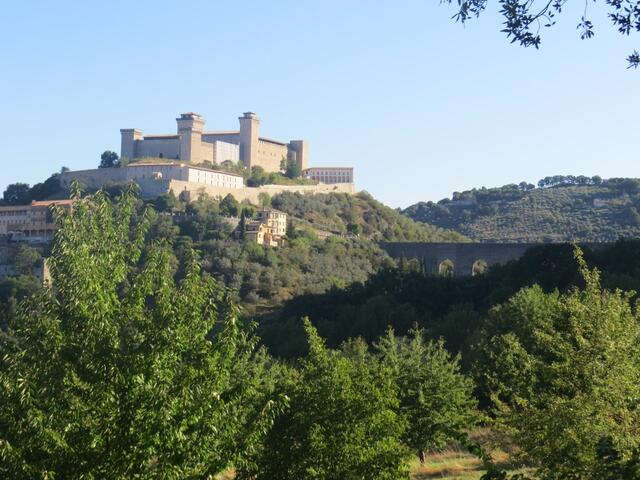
<box><xmin>272</xmin><ymin>191</ymin><xmax>468</xmax><ymax>242</ymax></box>
<box><xmin>403</xmin><ymin>176</ymin><xmax>640</xmax><ymax>243</ymax></box>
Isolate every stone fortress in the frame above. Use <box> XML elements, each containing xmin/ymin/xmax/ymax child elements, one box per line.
<box><xmin>121</xmin><ymin>112</ymin><xmax>309</xmax><ymax>173</ymax></box>
<box><xmin>62</xmin><ymin>111</ymin><xmax>355</xmax><ymax>203</ymax></box>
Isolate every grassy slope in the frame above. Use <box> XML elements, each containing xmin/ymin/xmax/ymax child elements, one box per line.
<box><xmin>404</xmin><ymin>183</ymin><xmax>640</xmax><ymax>242</ymax></box>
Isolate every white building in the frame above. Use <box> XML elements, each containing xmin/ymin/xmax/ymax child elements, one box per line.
<box><xmin>302</xmin><ymin>167</ymin><xmax>354</xmax><ymax>184</ymax></box>
<box><xmin>61</xmin><ymin>163</ymin><xmax>244</xmax><ymax>195</ymax></box>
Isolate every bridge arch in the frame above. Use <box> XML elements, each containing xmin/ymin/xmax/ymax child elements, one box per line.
<box><xmin>438</xmin><ymin>259</ymin><xmax>455</xmax><ymax>277</ymax></box>
<box><xmin>472</xmin><ymin>259</ymin><xmax>489</xmax><ymax>276</ymax></box>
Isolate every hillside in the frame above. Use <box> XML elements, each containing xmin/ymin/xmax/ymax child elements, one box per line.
<box><xmin>272</xmin><ymin>191</ymin><xmax>468</xmax><ymax>242</ymax></box>
<box><xmin>403</xmin><ymin>176</ymin><xmax>640</xmax><ymax>242</ymax></box>
<box><xmin>159</xmin><ymin>191</ymin><xmax>467</xmax><ymax>315</ymax></box>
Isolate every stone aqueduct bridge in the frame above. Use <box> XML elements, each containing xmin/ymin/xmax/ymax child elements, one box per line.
<box><xmin>380</xmin><ymin>242</ymin><xmax>609</xmax><ymax>277</ymax></box>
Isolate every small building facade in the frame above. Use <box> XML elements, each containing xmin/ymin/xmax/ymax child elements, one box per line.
<box><xmin>244</xmin><ymin>209</ymin><xmax>287</xmax><ymax>247</ymax></box>
<box><xmin>61</xmin><ymin>163</ymin><xmax>244</xmax><ymax>195</ymax></box>
<box><xmin>255</xmin><ymin>209</ymin><xmax>287</xmax><ymax>236</ymax></box>
<box><xmin>0</xmin><ymin>199</ymin><xmax>74</xmax><ymax>243</ymax></box>
<box><xmin>302</xmin><ymin>167</ymin><xmax>354</xmax><ymax>184</ymax></box>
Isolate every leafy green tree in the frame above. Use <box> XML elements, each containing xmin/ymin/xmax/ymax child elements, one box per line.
<box><xmin>285</xmin><ymin>158</ymin><xmax>302</xmax><ymax>179</ymax></box>
<box><xmin>154</xmin><ymin>191</ymin><xmax>178</xmax><ymax>212</ymax></box>
<box><xmin>473</xmin><ymin>248</ymin><xmax>640</xmax><ymax>478</ymax></box>
<box><xmin>12</xmin><ymin>244</ymin><xmax>42</xmax><ymax>276</ymax></box>
<box><xmin>247</xmin><ymin>319</ymin><xmax>409</xmax><ymax>480</ymax></box>
<box><xmin>258</xmin><ymin>191</ymin><xmax>271</xmax><ymax>208</ymax></box>
<box><xmin>376</xmin><ymin>328</ymin><xmax>478</xmax><ymax>463</ymax></box>
<box><xmin>99</xmin><ymin>150</ymin><xmax>119</xmax><ymax>168</ymax></box>
<box><xmin>0</xmin><ymin>187</ymin><xmax>280</xmax><ymax>479</ymax></box>
<box><xmin>220</xmin><ymin>193</ymin><xmax>240</xmax><ymax>217</ymax></box>
<box><xmin>2</xmin><ymin>182</ymin><xmax>31</xmax><ymax>205</ymax></box>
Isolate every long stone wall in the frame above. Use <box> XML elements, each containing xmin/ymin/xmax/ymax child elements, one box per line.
<box><xmin>167</xmin><ymin>180</ymin><xmax>355</xmax><ymax>203</ymax></box>
<box><xmin>380</xmin><ymin>242</ymin><xmax>611</xmax><ymax>277</ymax></box>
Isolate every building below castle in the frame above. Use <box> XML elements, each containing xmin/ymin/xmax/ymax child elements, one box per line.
<box><xmin>121</xmin><ymin>112</ymin><xmax>308</xmax><ymax>173</ymax></box>
<box><xmin>244</xmin><ymin>209</ymin><xmax>288</xmax><ymax>247</ymax></box>
<box><xmin>0</xmin><ymin>199</ymin><xmax>74</xmax><ymax>243</ymax></box>
<box><xmin>302</xmin><ymin>167</ymin><xmax>354</xmax><ymax>184</ymax></box>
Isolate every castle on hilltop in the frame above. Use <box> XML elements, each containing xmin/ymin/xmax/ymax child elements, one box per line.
<box><xmin>121</xmin><ymin>112</ymin><xmax>308</xmax><ymax>173</ymax></box>
<box><xmin>62</xmin><ymin>111</ymin><xmax>355</xmax><ymax>203</ymax></box>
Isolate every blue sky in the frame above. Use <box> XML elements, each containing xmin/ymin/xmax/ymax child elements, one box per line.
<box><xmin>0</xmin><ymin>0</ymin><xmax>637</xmax><ymax>207</ymax></box>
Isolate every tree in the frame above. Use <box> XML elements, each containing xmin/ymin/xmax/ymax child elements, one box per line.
<box><xmin>258</xmin><ymin>192</ymin><xmax>271</xmax><ymax>208</ymax></box>
<box><xmin>154</xmin><ymin>191</ymin><xmax>178</xmax><ymax>212</ymax></box>
<box><xmin>473</xmin><ymin>248</ymin><xmax>640</xmax><ymax>478</ymax></box>
<box><xmin>2</xmin><ymin>183</ymin><xmax>31</xmax><ymax>205</ymax></box>
<box><xmin>99</xmin><ymin>150</ymin><xmax>119</xmax><ymax>168</ymax></box>
<box><xmin>442</xmin><ymin>0</ymin><xmax>640</xmax><ymax>68</ymax></box>
<box><xmin>246</xmin><ymin>319</ymin><xmax>410</xmax><ymax>480</ymax></box>
<box><xmin>285</xmin><ymin>158</ymin><xmax>302</xmax><ymax>179</ymax></box>
<box><xmin>376</xmin><ymin>328</ymin><xmax>478</xmax><ymax>463</ymax></box>
<box><xmin>220</xmin><ymin>193</ymin><xmax>240</xmax><ymax>217</ymax></box>
<box><xmin>12</xmin><ymin>244</ymin><xmax>42</xmax><ymax>276</ymax></box>
<box><xmin>29</xmin><ymin>174</ymin><xmax>62</xmax><ymax>201</ymax></box>
<box><xmin>0</xmin><ymin>187</ymin><xmax>280</xmax><ymax>479</ymax></box>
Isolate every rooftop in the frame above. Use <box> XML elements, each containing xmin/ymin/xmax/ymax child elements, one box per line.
<box><xmin>259</xmin><ymin>136</ymin><xmax>287</xmax><ymax>146</ymax></box>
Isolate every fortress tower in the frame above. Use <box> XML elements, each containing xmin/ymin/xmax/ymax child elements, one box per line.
<box><xmin>119</xmin><ymin>128</ymin><xmax>143</xmax><ymax>159</ymax></box>
<box><xmin>238</xmin><ymin>112</ymin><xmax>260</xmax><ymax>169</ymax></box>
<box><xmin>176</xmin><ymin>112</ymin><xmax>204</xmax><ymax>163</ymax></box>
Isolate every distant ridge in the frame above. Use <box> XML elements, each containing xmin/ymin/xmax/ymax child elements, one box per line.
<box><xmin>402</xmin><ymin>176</ymin><xmax>640</xmax><ymax>243</ymax></box>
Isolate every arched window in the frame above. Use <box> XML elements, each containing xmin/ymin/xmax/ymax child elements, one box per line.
<box><xmin>472</xmin><ymin>259</ymin><xmax>489</xmax><ymax>276</ymax></box>
<box><xmin>438</xmin><ymin>259</ymin><xmax>455</xmax><ymax>277</ymax></box>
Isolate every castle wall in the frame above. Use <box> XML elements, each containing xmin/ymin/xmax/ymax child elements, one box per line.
<box><xmin>168</xmin><ymin>180</ymin><xmax>355</xmax><ymax>204</ymax></box>
<box><xmin>212</xmin><ymin>141</ymin><xmax>239</xmax><ymax>164</ymax></box>
<box><xmin>136</xmin><ymin>138</ymin><xmax>180</xmax><ymax>159</ymax></box>
<box><xmin>256</xmin><ymin>139</ymin><xmax>288</xmax><ymax>172</ymax></box>
<box><xmin>202</xmin><ymin>132</ymin><xmax>240</xmax><ymax>144</ymax></box>
<box><xmin>199</xmin><ymin>141</ymin><xmax>215</xmax><ymax>163</ymax></box>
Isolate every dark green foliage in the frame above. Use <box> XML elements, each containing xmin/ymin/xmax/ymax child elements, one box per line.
<box><xmin>0</xmin><ymin>275</ymin><xmax>42</xmax><ymax>305</ymax></box>
<box><xmin>376</xmin><ymin>328</ymin><xmax>478</xmax><ymax>460</ymax></box>
<box><xmin>245</xmin><ymin>319</ymin><xmax>410</xmax><ymax>480</ymax></box>
<box><xmin>593</xmin><ymin>438</ymin><xmax>640</xmax><ymax>480</ymax></box>
<box><xmin>220</xmin><ymin>193</ymin><xmax>240</xmax><ymax>217</ymax></box>
<box><xmin>0</xmin><ymin>188</ymin><xmax>280</xmax><ymax>478</ymax></box>
<box><xmin>284</xmin><ymin>156</ymin><xmax>301</xmax><ymax>179</ymax></box>
<box><xmin>12</xmin><ymin>244</ymin><xmax>42</xmax><ymax>276</ymax></box>
<box><xmin>99</xmin><ymin>150</ymin><xmax>119</xmax><ymax>168</ymax></box>
<box><xmin>472</xmin><ymin>249</ymin><xmax>640</xmax><ymax>478</ymax></box>
<box><xmin>2</xmin><ymin>183</ymin><xmax>31</xmax><ymax>205</ymax></box>
<box><xmin>2</xmin><ymin>173</ymin><xmax>64</xmax><ymax>205</ymax></box>
<box><xmin>403</xmin><ymin>177</ymin><xmax>640</xmax><ymax>242</ymax></box>
<box><xmin>259</xmin><ymin>240</ymin><xmax>640</xmax><ymax>358</ymax></box>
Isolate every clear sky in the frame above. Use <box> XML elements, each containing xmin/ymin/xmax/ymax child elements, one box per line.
<box><xmin>0</xmin><ymin>0</ymin><xmax>637</xmax><ymax>207</ymax></box>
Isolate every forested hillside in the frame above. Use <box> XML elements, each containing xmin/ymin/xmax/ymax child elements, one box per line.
<box><xmin>0</xmin><ymin>188</ymin><xmax>465</xmax><ymax>312</ymax></box>
<box><xmin>157</xmin><ymin>191</ymin><xmax>466</xmax><ymax>314</ymax></box>
<box><xmin>403</xmin><ymin>176</ymin><xmax>640</xmax><ymax>242</ymax></box>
